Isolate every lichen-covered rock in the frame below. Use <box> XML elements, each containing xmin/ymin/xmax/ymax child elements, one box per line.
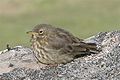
<box><xmin>0</xmin><ymin>31</ymin><xmax>120</xmax><ymax>80</ymax></box>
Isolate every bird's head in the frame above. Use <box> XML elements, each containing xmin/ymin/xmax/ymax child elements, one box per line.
<box><xmin>27</xmin><ymin>24</ymin><xmax>56</xmax><ymax>45</ymax></box>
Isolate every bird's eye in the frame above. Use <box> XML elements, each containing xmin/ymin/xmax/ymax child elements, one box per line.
<box><xmin>39</xmin><ymin>30</ymin><xmax>43</xmax><ymax>34</ymax></box>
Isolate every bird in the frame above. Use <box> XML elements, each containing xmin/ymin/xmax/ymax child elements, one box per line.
<box><xmin>27</xmin><ymin>24</ymin><xmax>99</xmax><ymax>65</ymax></box>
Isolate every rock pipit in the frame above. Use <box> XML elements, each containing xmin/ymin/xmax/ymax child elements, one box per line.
<box><xmin>27</xmin><ymin>24</ymin><xmax>99</xmax><ymax>65</ymax></box>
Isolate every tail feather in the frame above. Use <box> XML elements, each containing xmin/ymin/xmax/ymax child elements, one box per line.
<box><xmin>77</xmin><ymin>42</ymin><xmax>100</xmax><ymax>54</ymax></box>
<box><xmin>65</xmin><ymin>42</ymin><xmax>100</xmax><ymax>54</ymax></box>
<box><xmin>79</xmin><ymin>42</ymin><xmax>97</xmax><ymax>49</ymax></box>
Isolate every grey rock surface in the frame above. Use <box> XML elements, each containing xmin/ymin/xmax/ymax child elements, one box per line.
<box><xmin>0</xmin><ymin>31</ymin><xmax>120</xmax><ymax>80</ymax></box>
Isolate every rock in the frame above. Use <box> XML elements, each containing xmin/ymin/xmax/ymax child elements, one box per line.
<box><xmin>0</xmin><ymin>46</ymin><xmax>44</xmax><ymax>75</ymax></box>
<box><xmin>0</xmin><ymin>31</ymin><xmax>120</xmax><ymax>80</ymax></box>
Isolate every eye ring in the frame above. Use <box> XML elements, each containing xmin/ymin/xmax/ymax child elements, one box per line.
<box><xmin>39</xmin><ymin>30</ymin><xmax>43</xmax><ymax>34</ymax></box>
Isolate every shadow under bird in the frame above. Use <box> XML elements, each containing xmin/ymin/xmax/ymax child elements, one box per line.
<box><xmin>27</xmin><ymin>24</ymin><xmax>100</xmax><ymax>65</ymax></box>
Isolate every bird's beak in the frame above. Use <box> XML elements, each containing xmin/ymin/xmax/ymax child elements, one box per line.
<box><xmin>26</xmin><ymin>31</ymin><xmax>38</xmax><ymax>35</ymax></box>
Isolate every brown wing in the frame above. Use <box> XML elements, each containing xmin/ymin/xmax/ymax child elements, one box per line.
<box><xmin>46</xmin><ymin>27</ymin><xmax>82</xmax><ymax>50</ymax></box>
<box><xmin>55</xmin><ymin>28</ymin><xmax>83</xmax><ymax>43</ymax></box>
<box><xmin>56</xmin><ymin>28</ymin><xmax>99</xmax><ymax>53</ymax></box>
<box><xmin>57</xmin><ymin>42</ymin><xmax>99</xmax><ymax>60</ymax></box>
<box><xmin>47</xmin><ymin>27</ymin><xmax>99</xmax><ymax>54</ymax></box>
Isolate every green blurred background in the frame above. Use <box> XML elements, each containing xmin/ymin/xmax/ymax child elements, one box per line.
<box><xmin>0</xmin><ymin>0</ymin><xmax>120</xmax><ymax>50</ymax></box>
